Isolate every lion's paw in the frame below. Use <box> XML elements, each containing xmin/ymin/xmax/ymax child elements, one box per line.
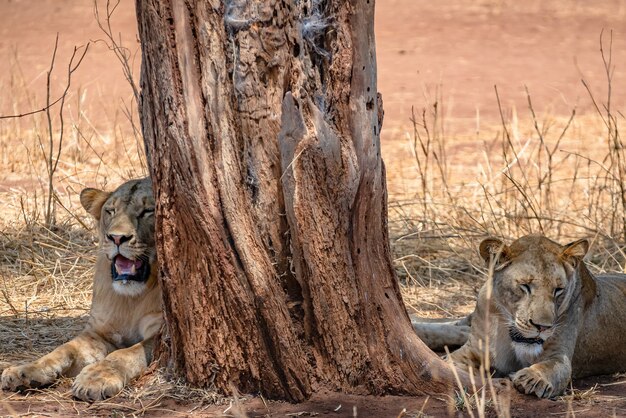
<box><xmin>512</xmin><ymin>366</ymin><xmax>557</xmax><ymax>399</ymax></box>
<box><xmin>1</xmin><ymin>363</ymin><xmax>58</xmax><ymax>391</ymax></box>
<box><xmin>72</xmin><ymin>361</ymin><xmax>125</xmax><ymax>402</ymax></box>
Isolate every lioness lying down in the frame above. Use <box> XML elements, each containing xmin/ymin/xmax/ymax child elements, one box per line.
<box><xmin>1</xmin><ymin>178</ymin><xmax>162</xmax><ymax>401</ymax></box>
<box><xmin>413</xmin><ymin>235</ymin><xmax>626</xmax><ymax>398</ymax></box>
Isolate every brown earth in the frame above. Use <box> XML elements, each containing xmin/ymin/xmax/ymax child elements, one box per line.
<box><xmin>377</xmin><ymin>0</ymin><xmax>626</xmax><ymax>137</ymax></box>
<box><xmin>2</xmin><ymin>376</ymin><xmax>626</xmax><ymax>417</ymax></box>
<box><xmin>2</xmin><ymin>0</ymin><xmax>626</xmax><ymax>416</ymax></box>
<box><xmin>2</xmin><ymin>0</ymin><xmax>625</xmax><ymax>139</ymax></box>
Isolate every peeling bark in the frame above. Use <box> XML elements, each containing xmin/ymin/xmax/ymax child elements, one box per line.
<box><xmin>137</xmin><ymin>0</ymin><xmax>457</xmax><ymax>400</ymax></box>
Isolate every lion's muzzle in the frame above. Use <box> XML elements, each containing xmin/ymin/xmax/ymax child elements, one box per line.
<box><xmin>111</xmin><ymin>255</ymin><xmax>150</xmax><ymax>283</ymax></box>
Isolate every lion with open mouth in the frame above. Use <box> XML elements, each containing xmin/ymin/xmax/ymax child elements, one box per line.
<box><xmin>1</xmin><ymin>178</ymin><xmax>162</xmax><ymax>401</ymax></box>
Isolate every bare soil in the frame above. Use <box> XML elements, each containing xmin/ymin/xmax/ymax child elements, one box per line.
<box><xmin>376</xmin><ymin>0</ymin><xmax>626</xmax><ymax>136</ymax></box>
<box><xmin>2</xmin><ymin>377</ymin><xmax>626</xmax><ymax>417</ymax></box>
<box><xmin>2</xmin><ymin>0</ymin><xmax>626</xmax><ymax>416</ymax></box>
<box><xmin>2</xmin><ymin>0</ymin><xmax>625</xmax><ymax>140</ymax></box>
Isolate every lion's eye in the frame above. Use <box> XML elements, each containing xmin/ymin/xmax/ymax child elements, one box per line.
<box><xmin>139</xmin><ymin>208</ymin><xmax>155</xmax><ymax>218</ymax></box>
<box><xmin>520</xmin><ymin>284</ymin><xmax>531</xmax><ymax>294</ymax></box>
<box><xmin>105</xmin><ymin>208</ymin><xmax>115</xmax><ymax>216</ymax></box>
<box><xmin>554</xmin><ymin>287</ymin><xmax>565</xmax><ymax>298</ymax></box>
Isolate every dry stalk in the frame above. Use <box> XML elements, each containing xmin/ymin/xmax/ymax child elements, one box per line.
<box><xmin>93</xmin><ymin>0</ymin><xmax>146</xmax><ymax>174</ymax></box>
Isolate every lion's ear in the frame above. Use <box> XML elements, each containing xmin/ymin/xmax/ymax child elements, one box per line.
<box><xmin>80</xmin><ymin>188</ymin><xmax>111</xmax><ymax>220</ymax></box>
<box><xmin>479</xmin><ymin>238</ymin><xmax>511</xmax><ymax>270</ymax></box>
<box><xmin>561</xmin><ymin>239</ymin><xmax>589</xmax><ymax>266</ymax></box>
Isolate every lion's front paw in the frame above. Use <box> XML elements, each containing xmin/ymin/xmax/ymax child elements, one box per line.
<box><xmin>1</xmin><ymin>363</ymin><xmax>58</xmax><ymax>391</ymax></box>
<box><xmin>512</xmin><ymin>366</ymin><xmax>558</xmax><ymax>399</ymax></box>
<box><xmin>72</xmin><ymin>361</ymin><xmax>125</xmax><ymax>402</ymax></box>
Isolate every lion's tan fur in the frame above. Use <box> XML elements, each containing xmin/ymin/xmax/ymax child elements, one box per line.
<box><xmin>1</xmin><ymin>178</ymin><xmax>162</xmax><ymax>401</ymax></box>
<box><xmin>414</xmin><ymin>235</ymin><xmax>626</xmax><ymax>398</ymax></box>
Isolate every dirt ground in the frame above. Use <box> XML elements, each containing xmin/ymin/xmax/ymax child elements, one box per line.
<box><xmin>377</xmin><ymin>0</ymin><xmax>626</xmax><ymax>133</ymax></box>
<box><xmin>2</xmin><ymin>0</ymin><xmax>626</xmax><ymax>139</ymax></box>
<box><xmin>3</xmin><ymin>374</ymin><xmax>626</xmax><ymax>417</ymax></box>
<box><xmin>2</xmin><ymin>0</ymin><xmax>626</xmax><ymax>416</ymax></box>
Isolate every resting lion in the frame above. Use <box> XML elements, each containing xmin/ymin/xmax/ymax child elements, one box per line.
<box><xmin>412</xmin><ymin>235</ymin><xmax>626</xmax><ymax>398</ymax></box>
<box><xmin>1</xmin><ymin>178</ymin><xmax>161</xmax><ymax>401</ymax></box>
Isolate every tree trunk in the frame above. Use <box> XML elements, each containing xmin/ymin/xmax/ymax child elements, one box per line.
<box><xmin>136</xmin><ymin>0</ymin><xmax>457</xmax><ymax>401</ymax></box>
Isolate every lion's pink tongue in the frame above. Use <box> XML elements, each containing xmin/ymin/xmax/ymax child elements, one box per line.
<box><xmin>115</xmin><ymin>256</ymin><xmax>143</xmax><ymax>275</ymax></box>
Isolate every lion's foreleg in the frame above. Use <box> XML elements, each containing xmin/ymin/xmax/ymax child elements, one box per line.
<box><xmin>72</xmin><ymin>337</ymin><xmax>154</xmax><ymax>401</ymax></box>
<box><xmin>1</xmin><ymin>332</ymin><xmax>113</xmax><ymax>391</ymax></box>
<box><xmin>512</xmin><ymin>311</ymin><xmax>579</xmax><ymax>399</ymax></box>
<box><xmin>512</xmin><ymin>353</ymin><xmax>572</xmax><ymax>398</ymax></box>
<box><xmin>446</xmin><ymin>340</ymin><xmax>485</xmax><ymax>373</ymax></box>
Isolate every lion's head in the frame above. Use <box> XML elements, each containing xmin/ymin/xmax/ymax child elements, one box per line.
<box><xmin>80</xmin><ymin>178</ymin><xmax>156</xmax><ymax>297</ymax></box>
<box><xmin>479</xmin><ymin>235</ymin><xmax>589</xmax><ymax>350</ymax></box>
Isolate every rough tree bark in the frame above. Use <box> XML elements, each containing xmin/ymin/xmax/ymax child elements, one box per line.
<box><xmin>136</xmin><ymin>0</ymin><xmax>457</xmax><ymax>401</ymax></box>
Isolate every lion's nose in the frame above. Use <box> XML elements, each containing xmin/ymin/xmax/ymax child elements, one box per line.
<box><xmin>107</xmin><ymin>234</ymin><xmax>133</xmax><ymax>246</ymax></box>
<box><xmin>529</xmin><ymin>319</ymin><xmax>552</xmax><ymax>332</ymax></box>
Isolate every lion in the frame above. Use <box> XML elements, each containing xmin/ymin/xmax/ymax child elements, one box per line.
<box><xmin>1</xmin><ymin>178</ymin><xmax>162</xmax><ymax>402</ymax></box>
<box><xmin>412</xmin><ymin>235</ymin><xmax>626</xmax><ymax>398</ymax></box>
